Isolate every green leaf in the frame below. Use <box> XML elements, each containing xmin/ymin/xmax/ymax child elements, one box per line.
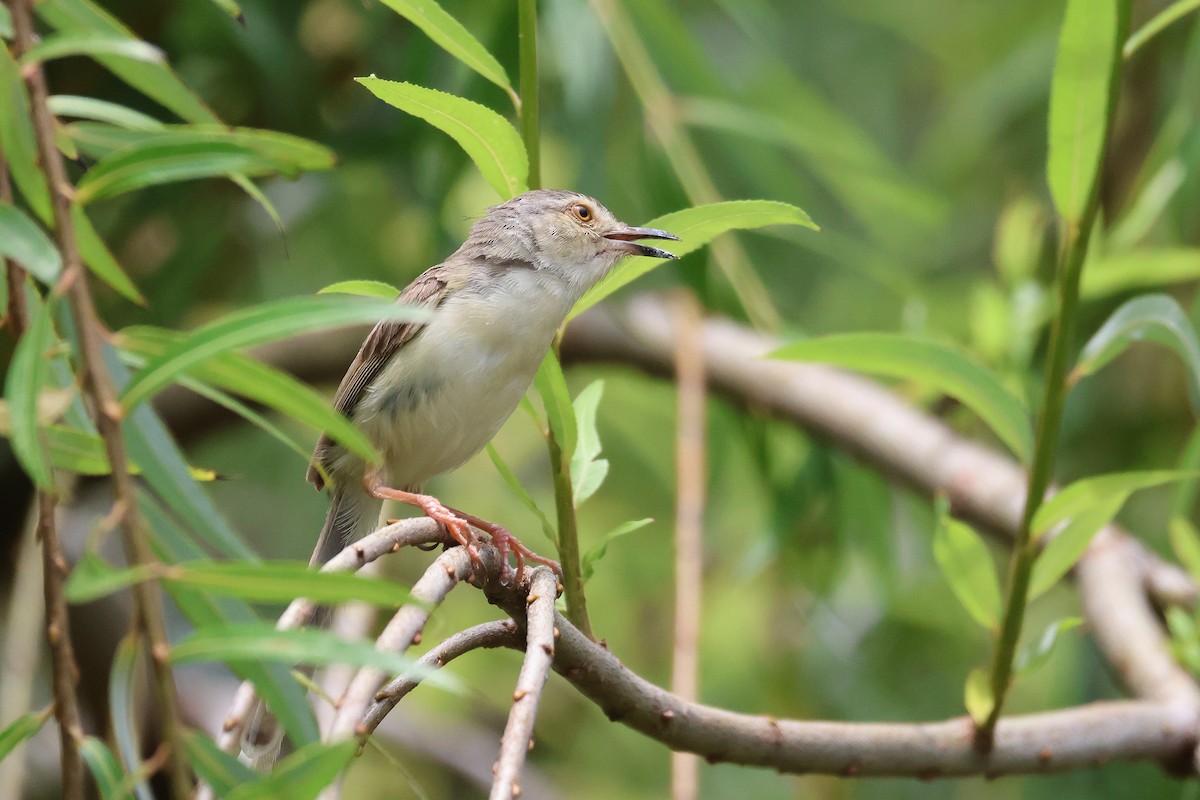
<box><xmin>171</xmin><ymin>624</ymin><xmax>457</xmax><ymax>692</ymax></box>
<box><xmin>20</xmin><ymin>32</ymin><xmax>164</xmax><ymax>66</ymax></box>
<box><xmin>1169</xmin><ymin>517</ymin><xmax>1200</xmax><ymax>582</ymax></box>
<box><xmin>65</xmin><ymin>552</ymin><xmax>154</xmax><ymax>603</ymax></box>
<box><xmin>118</xmin><ymin>325</ymin><xmax>379</xmax><ymax>464</ymax></box>
<box><xmin>1046</xmin><ymin>0</ymin><xmax>1126</xmax><ymax>221</ymax></box>
<box><xmin>206</xmin><ymin>0</ymin><xmax>244</xmax><ymax>22</ymax></box>
<box><xmin>533</xmin><ymin>350</ymin><xmax>577</xmax><ymax>461</ymax></box>
<box><xmin>183</xmin><ymin>730</ymin><xmax>258</xmax><ymax>797</ymax></box>
<box><xmin>317</xmin><ymin>279</ymin><xmax>400</xmax><ymax>300</ymax></box>
<box><xmin>582</xmin><ymin>518</ymin><xmax>654</xmax><ymax>580</ymax></box>
<box><xmin>356</xmin><ymin>76</ymin><xmax>527</xmax><ymax>199</ymax></box>
<box><xmin>1015</xmin><ymin>617</ymin><xmax>1084</xmax><ymax>676</ymax></box>
<box><xmin>0</xmin><ymin>204</ymin><xmax>61</xmax><ymax>283</ymax></box>
<box><xmin>119</xmin><ymin>295</ymin><xmax>430</xmax><ymax>412</ymax></box>
<box><xmin>486</xmin><ymin>444</ymin><xmax>557</xmax><ymax>548</ymax></box>
<box><xmin>771</xmin><ymin>333</ymin><xmax>1033</xmax><ymax>461</ymax></box>
<box><xmin>36</xmin><ymin>0</ymin><xmax>219</xmax><ymax>124</ymax></box>
<box><xmin>79</xmin><ymin>736</ymin><xmax>134</xmax><ymax>800</ymax></box>
<box><xmin>1082</xmin><ymin>249</ymin><xmax>1200</xmax><ymax>299</ymax></box>
<box><xmin>570</xmin><ymin>380</ymin><xmax>608</xmax><ymax>505</ymax></box>
<box><xmin>64</xmin><ymin>125</ymin><xmax>336</xmax><ymax>170</ymax></box>
<box><xmin>1168</xmin><ymin>607</ymin><xmax>1200</xmax><ymax>674</ymax></box>
<box><xmin>166</xmin><ymin>561</ymin><xmax>411</xmax><ymax>607</ymax></box>
<box><xmin>228</xmin><ymin>740</ymin><xmax>356</xmax><ymax>800</ymax></box>
<box><xmin>1124</xmin><ymin>0</ymin><xmax>1200</xmax><ymax>58</ymax></box>
<box><xmin>963</xmin><ymin>668</ymin><xmax>995</xmax><ymax>727</ymax></box>
<box><xmin>109</xmin><ymin>634</ymin><xmax>152</xmax><ymax>800</ymax></box>
<box><xmin>932</xmin><ymin>502</ymin><xmax>1002</xmax><ymax>629</ymax></box>
<box><xmin>73</xmin><ymin>205</ymin><xmax>146</xmax><ymax>304</ymax></box>
<box><xmin>48</xmin><ymin>95</ymin><xmax>164</xmax><ymax>130</ymax></box>
<box><xmin>0</xmin><ymin>6</ymin><xmax>11</xmax><ymax>38</ymax></box>
<box><xmin>378</xmin><ymin>0</ymin><xmax>513</xmax><ymax>96</ymax></box>
<box><xmin>0</xmin><ymin>43</ymin><xmax>52</xmax><ymax>220</ymax></box>
<box><xmin>572</xmin><ymin>200</ymin><xmax>817</xmax><ymax>320</ymax></box>
<box><xmin>5</xmin><ymin>298</ymin><xmax>56</xmax><ymax>489</ymax></box>
<box><xmin>1029</xmin><ymin>470</ymin><xmax>1199</xmax><ymax>598</ymax></box>
<box><xmin>0</xmin><ymin>707</ymin><xmax>52</xmax><ymax>762</ymax></box>
<box><xmin>1073</xmin><ymin>294</ymin><xmax>1200</xmax><ymax>413</ymax></box>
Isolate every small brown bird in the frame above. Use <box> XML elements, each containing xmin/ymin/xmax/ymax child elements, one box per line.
<box><xmin>308</xmin><ymin>189</ymin><xmax>679</xmax><ymax>572</ymax></box>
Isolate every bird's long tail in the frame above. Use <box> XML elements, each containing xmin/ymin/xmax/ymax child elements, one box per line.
<box><xmin>240</xmin><ymin>486</ymin><xmax>382</xmax><ymax>770</ymax></box>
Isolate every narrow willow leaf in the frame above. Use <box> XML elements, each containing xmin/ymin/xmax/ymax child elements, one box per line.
<box><xmin>0</xmin><ymin>388</ymin><xmax>72</xmax><ymax>430</ymax></box>
<box><xmin>163</xmin><ymin>561</ymin><xmax>411</xmax><ymax>607</ymax></box>
<box><xmin>0</xmin><ymin>707</ymin><xmax>52</xmax><ymax>761</ymax></box>
<box><xmin>48</xmin><ymin>94</ymin><xmax>164</xmax><ymax>130</ymax></box>
<box><xmin>378</xmin><ymin>0</ymin><xmax>513</xmax><ymax>95</ymax></box>
<box><xmin>486</xmin><ymin>444</ymin><xmax>557</xmax><ymax>548</ymax></box>
<box><xmin>183</xmin><ymin>730</ymin><xmax>258</xmax><ymax>796</ymax></box>
<box><xmin>570</xmin><ymin>380</ymin><xmax>607</xmax><ymax>505</ymax></box>
<box><xmin>582</xmin><ymin>518</ymin><xmax>654</xmax><ymax>580</ymax></box>
<box><xmin>36</xmin><ymin>0</ymin><xmax>219</xmax><ymax>124</ymax></box>
<box><xmin>227</xmin><ymin>740</ymin><xmax>356</xmax><ymax>800</ymax></box>
<box><xmin>932</xmin><ymin>508</ymin><xmax>1001</xmax><ymax>629</ymax></box>
<box><xmin>356</xmin><ymin>76</ymin><xmax>527</xmax><ymax>199</ymax></box>
<box><xmin>0</xmin><ymin>6</ymin><xmax>11</xmax><ymax>38</ymax></box>
<box><xmin>1171</xmin><ymin>517</ymin><xmax>1200</xmax><ymax>582</ymax></box>
<box><xmin>119</xmin><ymin>296</ymin><xmax>430</xmax><ymax>412</ymax></box>
<box><xmin>963</xmin><ymin>668</ymin><xmax>995</xmax><ymax>727</ymax></box>
<box><xmin>206</xmin><ymin>0</ymin><xmax>243</xmax><ymax>22</ymax></box>
<box><xmin>772</xmin><ymin>333</ymin><xmax>1033</xmax><ymax>461</ymax></box>
<box><xmin>317</xmin><ymin>280</ymin><xmax>400</xmax><ymax>300</ymax></box>
<box><xmin>572</xmin><ymin>200</ymin><xmax>818</xmax><ymax>320</ymax></box>
<box><xmin>64</xmin><ymin>552</ymin><xmax>154</xmax><ymax>602</ymax></box>
<box><xmin>64</xmin><ymin>125</ymin><xmax>336</xmax><ymax>170</ymax></box>
<box><xmin>1073</xmin><ymin>294</ymin><xmax>1200</xmax><ymax>413</ymax></box>
<box><xmin>109</xmin><ymin>634</ymin><xmax>153</xmax><ymax>800</ymax></box>
<box><xmin>20</xmin><ymin>33</ymin><xmax>164</xmax><ymax>66</ymax></box>
<box><xmin>1029</xmin><ymin>471</ymin><xmax>1199</xmax><ymax>598</ymax></box>
<box><xmin>1015</xmin><ymin>617</ymin><xmax>1084</xmax><ymax>676</ymax></box>
<box><xmin>73</xmin><ymin>205</ymin><xmax>146</xmax><ymax>304</ymax></box>
<box><xmin>1046</xmin><ymin>0</ymin><xmax>1126</xmax><ymax>221</ymax></box>
<box><xmin>171</xmin><ymin>624</ymin><xmax>457</xmax><ymax>692</ymax></box>
<box><xmin>533</xmin><ymin>350</ymin><xmax>577</xmax><ymax>461</ymax></box>
<box><xmin>0</xmin><ymin>205</ymin><xmax>61</xmax><ymax>283</ymax></box>
<box><xmin>79</xmin><ymin>736</ymin><xmax>133</xmax><ymax>800</ymax></box>
<box><xmin>1124</xmin><ymin>0</ymin><xmax>1200</xmax><ymax>58</ymax></box>
<box><xmin>1082</xmin><ymin>249</ymin><xmax>1200</xmax><ymax>298</ymax></box>
<box><xmin>118</xmin><ymin>325</ymin><xmax>378</xmax><ymax>464</ymax></box>
<box><xmin>5</xmin><ymin>298</ymin><xmax>56</xmax><ymax>489</ymax></box>
<box><xmin>0</xmin><ymin>43</ymin><xmax>52</xmax><ymax>220</ymax></box>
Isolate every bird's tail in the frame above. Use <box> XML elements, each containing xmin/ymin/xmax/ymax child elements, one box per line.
<box><xmin>240</xmin><ymin>486</ymin><xmax>381</xmax><ymax>770</ymax></box>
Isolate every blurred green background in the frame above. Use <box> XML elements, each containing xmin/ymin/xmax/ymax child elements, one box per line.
<box><xmin>6</xmin><ymin>0</ymin><xmax>1200</xmax><ymax>797</ymax></box>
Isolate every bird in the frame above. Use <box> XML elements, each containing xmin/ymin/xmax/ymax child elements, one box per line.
<box><xmin>307</xmin><ymin>188</ymin><xmax>680</xmax><ymax>574</ymax></box>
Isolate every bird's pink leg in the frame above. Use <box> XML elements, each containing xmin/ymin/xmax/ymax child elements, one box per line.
<box><xmin>442</xmin><ymin>504</ymin><xmax>562</xmax><ymax>584</ymax></box>
<box><xmin>367</xmin><ymin>483</ymin><xmax>483</xmax><ymax>568</ymax></box>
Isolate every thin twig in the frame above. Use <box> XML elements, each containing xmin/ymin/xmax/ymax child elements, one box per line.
<box><xmin>9</xmin><ymin>2</ymin><xmax>190</xmax><ymax>794</ymax></box>
<box><xmin>490</xmin><ymin>568</ymin><xmax>558</xmax><ymax>800</ymax></box>
<box><xmin>670</xmin><ymin>292</ymin><xmax>705</xmax><ymax>800</ymax></box>
<box><xmin>361</xmin><ymin>620</ymin><xmax>520</xmax><ymax>735</ymax></box>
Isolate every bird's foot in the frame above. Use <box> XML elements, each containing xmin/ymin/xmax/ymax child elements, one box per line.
<box><xmin>368</xmin><ymin>485</ymin><xmax>483</xmax><ymax>567</ymax></box>
<box><xmin>444</xmin><ymin>505</ymin><xmax>562</xmax><ymax>585</ymax></box>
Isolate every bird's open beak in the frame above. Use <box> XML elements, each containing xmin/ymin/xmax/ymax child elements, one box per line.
<box><xmin>604</xmin><ymin>226</ymin><xmax>681</xmax><ymax>260</ymax></box>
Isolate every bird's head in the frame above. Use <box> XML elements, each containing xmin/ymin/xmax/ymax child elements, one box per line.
<box><xmin>467</xmin><ymin>189</ymin><xmax>679</xmax><ymax>294</ymax></box>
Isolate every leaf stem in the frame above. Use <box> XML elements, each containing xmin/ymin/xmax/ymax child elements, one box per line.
<box><xmin>518</xmin><ymin>0</ymin><xmax>540</xmax><ymax>190</ymax></box>
<box><xmin>979</xmin><ymin>0</ymin><xmax>1130</xmax><ymax>748</ymax></box>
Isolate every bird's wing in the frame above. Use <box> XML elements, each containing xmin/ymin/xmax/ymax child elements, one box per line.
<box><xmin>307</xmin><ymin>266</ymin><xmax>452</xmax><ymax>489</ymax></box>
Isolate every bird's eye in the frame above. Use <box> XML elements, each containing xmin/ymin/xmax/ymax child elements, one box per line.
<box><xmin>572</xmin><ymin>203</ymin><xmax>593</xmax><ymax>222</ymax></box>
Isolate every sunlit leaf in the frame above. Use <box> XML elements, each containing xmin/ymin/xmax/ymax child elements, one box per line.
<box><xmin>48</xmin><ymin>94</ymin><xmax>164</xmax><ymax>130</ymax></box>
<box><xmin>1082</xmin><ymin>249</ymin><xmax>1200</xmax><ymax>298</ymax></box>
<box><xmin>227</xmin><ymin>740</ymin><xmax>356</xmax><ymax>800</ymax></box>
<box><xmin>317</xmin><ymin>280</ymin><xmax>400</xmax><ymax>300</ymax></box>
<box><xmin>183</xmin><ymin>730</ymin><xmax>257</xmax><ymax>797</ymax></box>
<box><xmin>1072</xmin><ymin>294</ymin><xmax>1200</xmax><ymax>413</ymax></box>
<box><xmin>119</xmin><ymin>296</ymin><xmax>430</xmax><ymax>412</ymax></box>
<box><xmin>963</xmin><ymin>668</ymin><xmax>994</xmax><ymax>727</ymax></box>
<box><xmin>1046</xmin><ymin>0</ymin><xmax>1126</xmax><ymax>221</ymax></box>
<box><xmin>582</xmin><ymin>518</ymin><xmax>654</xmax><ymax>580</ymax></box>
<box><xmin>5</xmin><ymin>298</ymin><xmax>56</xmax><ymax>489</ymax></box>
<box><xmin>487</xmin><ymin>444</ymin><xmax>557</xmax><ymax>548</ymax></box>
<box><xmin>0</xmin><ymin>43</ymin><xmax>52</xmax><ymax>220</ymax></box>
<box><xmin>356</xmin><ymin>76</ymin><xmax>527</xmax><ymax>199</ymax></box>
<box><xmin>0</xmin><ymin>707</ymin><xmax>52</xmax><ymax>762</ymax></box>
<box><xmin>573</xmin><ymin>200</ymin><xmax>817</xmax><ymax>319</ymax></box>
<box><xmin>771</xmin><ymin>333</ymin><xmax>1033</xmax><ymax>461</ymax></box>
<box><xmin>20</xmin><ymin>32</ymin><xmax>164</xmax><ymax>66</ymax></box>
<box><xmin>79</xmin><ymin>736</ymin><xmax>133</xmax><ymax>800</ymax></box>
<box><xmin>570</xmin><ymin>380</ymin><xmax>608</xmax><ymax>505</ymax></box>
<box><xmin>1015</xmin><ymin>617</ymin><xmax>1084</xmax><ymax>676</ymax></box>
<box><xmin>378</xmin><ymin>0</ymin><xmax>513</xmax><ymax>96</ymax></box>
<box><xmin>533</xmin><ymin>350</ymin><xmax>577</xmax><ymax>461</ymax></box>
<box><xmin>932</xmin><ymin>505</ymin><xmax>1002</xmax><ymax>629</ymax></box>
<box><xmin>0</xmin><ymin>205</ymin><xmax>61</xmax><ymax>283</ymax></box>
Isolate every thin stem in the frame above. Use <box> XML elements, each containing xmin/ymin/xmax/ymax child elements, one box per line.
<box><xmin>979</xmin><ymin>2</ymin><xmax>1131</xmax><ymax>746</ymax></box>
<box><xmin>518</xmin><ymin>0</ymin><xmax>540</xmax><ymax>191</ymax></box>
<box><xmin>548</xmin><ymin>420</ymin><xmax>592</xmax><ymax>637</ymax></box>
<box><xmin>8</xmin><ymin>1</ymin><xmax>191</xmax><ymax>794</ymax></box>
